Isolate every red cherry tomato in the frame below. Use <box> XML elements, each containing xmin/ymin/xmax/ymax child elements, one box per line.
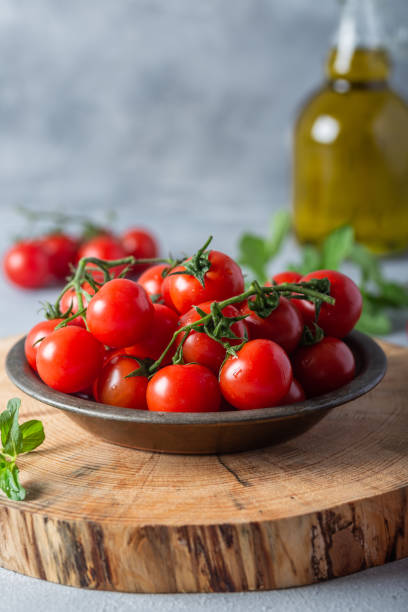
<box><xmin>241</xmin><ymin>296</ymin><xmax>303</xmax><ymax>354</ymax></box>
<box><xmin>177</xmin><ymin>301</ymin><xmax>248</xmax><ymax>374</ymax></box>
<box><xmin>292</xmin><ymin>270</ymin><xmax>362</xmax><ymax>338</ymax></box>
<box><xmin>147</xmin><ymin>363</ymin><xmax>221</xmax><ymax>412</ymax></box>
<box><xmin>219</xmin><ymin>339</ymin><xmax>292</xmax><ymax>410</ymax></box>
<box><xmin>25</xmin><ymin>319</ymin><xmax>66</xmax><ymax>372</ymax></box>
<box><xmin>121</xmin><ymin>228</ymin><xmax>159</xmax><ymax>275</ymax></box>
<box><xmin>161</xmin><ymin>273</ymin><xmax>177</xmax><ymax>310</ymax></box>
<box><xmin>40</xmin><ymin>233</ymin><xmax>78</xmax><ymax>281</ymax></box>
<box><xmin>126</xmin><ymin>303</ymin><xmax>178</xmax><ymax>361</ymax></box>
<box><xmin>60</xmin><ymin>282</ymin><xmax>96</xmax><ymax>327</ymax></box>
<box><xmin>270</xmin><ymin>271</ymin><xmax>302</xmax><ymax>285</ymax></box>
<box><xmin>280</xmin><ymin>379</ymin><xmax>306</xmax><ymax>405</ymax></box>
<box><xmin>4</xmin><ymin>241</ymin><xmax>50</xmax><ymax>289</ymax></box>
<box><xmin>167</xmin><ymin>250</ymin><xmax>245</xmax><ymax>314</ymax></box>
<box><xmin>87</xmin><ymin>278</ymin><xmax>154</xmax><ymax>348</ymax></box>
<box><xmin>36</xmin><ymin>326</ymin><xmax>104</xmax><ymax>393</ymax></box>
<box><xmin>77</xmin><ymin>235</ymin><xmax>127</xmax><ymax>278</ymax></box>
<box><xmin>138</xmin><ymin>264</ymin><xmax>170</xmax><ymax>299</ymax></box>
<box><xmin>292</xmin><ymin>337</ymin><xmax>356</xmax><ymax>397</ymax></box>
<box><xmin>93</xmin><ymin>356</ymin><xmax>148</xmax><ymax>410</ymax></box>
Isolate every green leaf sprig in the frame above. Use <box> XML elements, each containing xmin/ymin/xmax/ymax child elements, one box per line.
<box><xmin>237</xmin><ymin>216</ymin><xmax>408</xmax><ymax>336</ymax></box>
<box><xmin>0</xmin><ymin>398</ymin><xmax>45</xmax><ymax>501</ymax></box>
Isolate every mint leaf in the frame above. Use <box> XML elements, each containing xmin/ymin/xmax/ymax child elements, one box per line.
<box><xmin>19</xmin><ymin>420</ymin><xmax>45</xmax><ymax>453</ymax></box>
<box><xmin>376</xmin><ymin>281</ymin><xmax>408</xmax><ymax>308</ymax></box>
<box><xmin>0</xmin><ymin>398</ymin><xmax>45</xmax><ymax>501</ymax></box>
<box><xmin>349</xmin><ymin>244</ymin><xmax>382</xmax><ymax>285</ymax></box>
<box><xmin>238</xmin><ymin>234</ymin><xmax>269</xmax><ymax>282</ymax></box>
<box><xmin>0</xmin><ymin>464</ymin><xmax>26</xmax><ymax>501</ymax></box>
<box><xmin>0</xmin><ymin>398</ymin><xmax>22</xmax><ymax>456</ymax></box>
<box><xmin>290</xmin><ymin>245</ymin><xmax>321</xmax><ymax>275</ymax></box>
<box><xmin>321</xmin><ymin>226</ymin><xmax>354</xmax><ymax>270</ymax></box>
<box><xmin>266</xmin><ymin>210</ymin><xmax>291</xmax><ymax>258</ymax></box>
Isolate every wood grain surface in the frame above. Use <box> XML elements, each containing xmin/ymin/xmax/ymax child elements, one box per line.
<box><xmin>0</xmin><ymin>335</ymin><xmax>407</xmax><ymax>593</ymax></box>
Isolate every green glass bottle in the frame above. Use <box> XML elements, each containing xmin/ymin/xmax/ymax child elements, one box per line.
<box><xmin>293</xmin><ymin>0</ymin><xmax>408</xmax><ymax>254</ymax></box>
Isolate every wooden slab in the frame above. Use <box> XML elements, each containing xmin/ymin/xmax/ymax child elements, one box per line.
<box><xmin>0</xmin><ymin>335</ymin><xmax>407</xmax><ymax>593</ymax></box>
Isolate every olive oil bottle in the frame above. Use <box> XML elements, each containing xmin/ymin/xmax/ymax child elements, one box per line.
<box><xmin>293</xmin><ymin>0</ymin><xmax>408</xmax><ymax>254</ymax></box>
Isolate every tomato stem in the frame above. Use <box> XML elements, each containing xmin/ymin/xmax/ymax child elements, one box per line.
<box><xmin>147</xmin><ymin>282</ymin><xmax>335</xmax><ymax>374</ymax></box>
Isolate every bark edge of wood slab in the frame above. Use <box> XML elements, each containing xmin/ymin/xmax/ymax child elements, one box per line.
<box><xmin>6</xmin><ymin>331</ymin><xmax>386</xmax><ymax>454</ymax></box>
<box><xmin>0</xmin><ymin>336</ymin><xmax>406</xmax><ymax>592</ymax></box>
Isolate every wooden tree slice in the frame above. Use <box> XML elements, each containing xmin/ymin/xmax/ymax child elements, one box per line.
<box><xmin>0</xmin><ymin>335</ymin><xmax>407</xmax><ymax>593</ymax></box>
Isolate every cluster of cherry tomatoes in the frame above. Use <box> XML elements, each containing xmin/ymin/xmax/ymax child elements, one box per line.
<box><xmin>24</xmin><ymin>240</ymin><xmax>363</xmax><ymax>413</ymax></box>
<box><xmin>3</xmin><ymin>227</ymin><xmax>158</xmax><ymax>289</ymax></box>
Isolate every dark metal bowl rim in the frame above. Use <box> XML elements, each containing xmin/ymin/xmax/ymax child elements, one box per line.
<box><xmin>5</xmin><ymin>330</ymin><xmax>387</xmax><ymax>426</ymax></box>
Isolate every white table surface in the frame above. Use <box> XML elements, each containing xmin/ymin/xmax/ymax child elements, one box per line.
<box><xmin>0</xmin><ymin>204</ymin><xmax>407</xmax><ymax>611</ymax></box>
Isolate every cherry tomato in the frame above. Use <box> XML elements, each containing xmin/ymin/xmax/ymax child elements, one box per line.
<box><xmin>4</xmin><ymin>241</ymin><xmax>50</xmax><ymax>289</ymax></box>
<box><xmin>270</xmin><ymin>271</ymin><xmax>302</xmax><ymax>285</ymax></box>
<box><xmin>121</xmin><ymin>228</ymin><xmax>159</xmax><ymax>275</ymax></box>
<box><xmin>177</xmin><ymin>301</ymin><xmax>248</xmax><ymax>374</ymax></box>
<box><xmin>167</xmin><ymin>250</ymin><xmax>245</xmax><ymax>314</ymax></box>
<box><xmin>241</xmin><ymin>296</ymin><xmax>303</xmax><ymax>354</ymax></box>
<box><xmin>40</xmin><ymin>233</ymin><xmax>78</xmax><ymax>281</ymax></box>
<box><xmin>25</xmin><ymin>319</ymin><xmax>66</xmax><ymax>372</ymax></box>
<box><xmin>147</xmin><ymin>363</ymin><xmax>221</xmax><ymax>412</ymax></box>
<box><xmin>292</xmin><ymin>270</ymin><xmax>362</xmax><ymax>338</ymax></box>
<box><xmin>292</xmin><ymin>337</ymin><xmax>356</xmax><ymax>397</ymax></box>
<box><xmin>60</xmin><ymin>281</ymin><xmax>96</xmax><ymax>327</ymax></box>
<box><xmin>280</xmin><ymin>379</ymin><xmax>306</xmax><ymax>405</ymax></box>
<box><xmin>138</xmin><ymin>263</ymin><xmax>170</xmax><ymax>299</ymax></box>
<box><xmin>126</xmin><ymin>303</ymin><xmax>178</xmax><ymax>361</ymax></box>
<box><xmin>161</xmin><ymin>273</ymin><xmax>177</xmax><ymax>310</ymax></box>
<box><xmin>36</xmin><ymin>326</ymin><xmax>104</xmax><ymax>393</ymax></box>
<box><xmin>219</xmin><ymin>339</ymin><xmax>292</xmax><ymax>410</ymax></box>
<box><xmin>93</xmin><ymin>356</ymin><xmax>148</xmax><ymax>410</ymax></box>
<box><xmin>77</xmin><ymin>235</ymin><xmax>127</xmax><ymax>278</ymax></box>
<box><xmin>87</xmin><ymin>278</ymin><xmax>154</xmax><ymax>348</ymax></box>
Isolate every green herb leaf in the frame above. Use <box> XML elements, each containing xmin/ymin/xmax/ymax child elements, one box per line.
<box><xmin>0</xmin><ymin>463</ymin><xmax>26</xmax><ymax>501</ymax></box>
<box><xmin>0</xmin><ymin>398</ymin><xmax>22</xmax><ymax>456</ymax></box>
<box><xmin>289</xmin><ymin>245</ymin><xmax>321</xmax><ymax>275</ymax></box>
<box><xmin>321</xmin><ymin>225</ymin><xmax>354</xmax><ymax>270</ymax></box>
<box><xmin>355</xmin><ymin>305</ymin><xmax>392</xmax><ymax>335</ymax></box>
<box><xmin>0</xmin><ymin>398</ymin><xmax>45</xmax><ymax>501</ymax></box>
<box><xmin>265</xmin><ymin>210</ymin><xmax>292</xmax><ymax>258</ymax></box>
<box><xmin>238</xmin><ymin>233</ymin><xmax>268</xmax><ymax>282</ymax></box>
<box><xmin>19</xmin><ymin>420</ymin><xmax>45</xmax><ymax>454</ymax></box>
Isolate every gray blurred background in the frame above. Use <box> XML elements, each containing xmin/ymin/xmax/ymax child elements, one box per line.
<box><xmin>0</xmin><ymin>0</ymin><xmax>407</xmax><ymax>254</ymax></box>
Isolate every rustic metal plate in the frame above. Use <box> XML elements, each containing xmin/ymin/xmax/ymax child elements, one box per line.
<box><xmin>6</xmin><ymin>331</ymin><xmax>386</xmax><ymax>454</ymax></box>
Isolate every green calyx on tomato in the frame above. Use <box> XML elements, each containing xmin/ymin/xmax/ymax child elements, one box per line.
<box><xmin>168</xmin><ymin>235</ymin><xmax>213</xmax><ymax>287</ymax></box>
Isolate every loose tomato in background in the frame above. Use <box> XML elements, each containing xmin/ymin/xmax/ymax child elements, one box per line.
<box><xmin>60</xmin><ymin>281</ymin><xmax>96</xmax><ymax>327</ymax></box>
<box><xmin>219</xmin><ymin>339</ymin><xmax>292</xmax><ymax>410</ymax></box>
<box><xmin>40</xmin><ymin>233</ymin><xmax>78</xmax><ymax>281</ymax></box>
<box><xmin>93</xmin><ymin>356</ymin><xmax>148</xmax><ymax>410</ymax></box>
<box><xmin>292</xmin><ymin>337</ymin><xmax>355</xmax><ymax>397</ymax></box>
<box><xmin>177</xmin><ymin>301</ymin><xmax>247</xmax><ymax>374</ymax></box>
<box><xmin>270</xmin><ymin>271</ymin><xmax>302</xmax><ymax>285</ymax></box>
<box><xmin>87</xmin><ymin>278</ymin><xmax>154</xmax><ymax>348</ymax></box>
<box><xmin>36</xmin><ymin>326</ymin><xmax>104</xmax><ymax>393</ymax></box>
<box><xmin>121</xmin><ymin>228</ymin><xmax>159</xmax><ymax>275</ymax></box>
<box><xmin>147</xmin><ymin>363</ymin><xmax>221</xmax><ymax>412</ymax></box>
<box><xmin>292</xmin><ymin>270</ymin><xmax>362</xmax><ymax>338</ymax></box>
<box><xmin>167</xmin><ymin>250</ymin><xmax>245</xmax><ymax>314</ymax></box>
<box><xmin>25</xmin><ymin>318</ymin><xmax>66</xmax><ymax>371</ymax></box>
<box><xmin>138</xmin><ymin>263</ymin><xmax>170</xmax><ymax>299</ymax></box>
<box><xmin>241</xmin><ymin>296</ymin><xmax>303</xmax><ymax>354</ymax></box>
<box><xmin>280</xmin><ymin>379</ymin><xmax>306</xmax><ymax>405</ymax></box>
<box><xmin>77</xmin><ymin>235</ymin><xmax>127</xmax><ymax>278</ymax></box>
<box><xmin>126</xmin><ymin>303</ymin><xmax>178</xmax><ymax>361</ymax></box>
<box><xmin>4</xmin><ymin>241</ymin><xmax>50</xmax><ymax>289</ymax></box>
